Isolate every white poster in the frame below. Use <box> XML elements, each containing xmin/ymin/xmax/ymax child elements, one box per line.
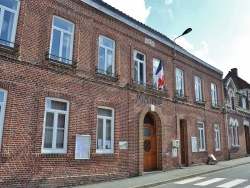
<box><xmin>75</xmin><ymin>135</ymin><xmax>91</xmax><ymax>159</ymax></box>
<box><xmin>191</xmin><ymin>137</ymin><xmax>198</xmax><ymax>152</ymax></box>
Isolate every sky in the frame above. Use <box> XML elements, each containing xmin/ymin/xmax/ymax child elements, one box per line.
<box><xmin>103</xmin><ymin>0</ymin><xmax>250</xmax><ymax>83</ymax></box>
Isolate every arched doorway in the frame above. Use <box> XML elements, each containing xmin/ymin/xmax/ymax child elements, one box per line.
<box><xmin>143</xmin><ymin>113</ymin><xmax>157</xmax><ymax>171</ymax></box>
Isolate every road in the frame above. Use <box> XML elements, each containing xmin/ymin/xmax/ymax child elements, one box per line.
<box><xmin>155</xmin><ymin>164</ymin><xmax>250</xmax><ymax>188</ymax></box>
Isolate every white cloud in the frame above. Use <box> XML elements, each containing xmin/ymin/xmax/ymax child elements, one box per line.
<box><xmin>194</xmin><ymin>41</ymin><xmax>215</xmax><ymax>65</ymax></box>
<box><xmin>175</xmin><ymin>37</ymin><xmax>194</xmax><ymax>52</ymax></box>
<box><xmin>165</xmin><ymin>0</ymin><xmax>174</xmax><ymax>5</ymax></box>
<box><xmin>102</xmin><ymin>0</ymin><xmax>151</xmax><ymax>23</ymax></box>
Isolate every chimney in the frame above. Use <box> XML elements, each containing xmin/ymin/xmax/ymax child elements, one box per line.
<box><xmin>231</xmin><ymin>68</ymin><xmax>238</xmax><ymax>77</ymax></box>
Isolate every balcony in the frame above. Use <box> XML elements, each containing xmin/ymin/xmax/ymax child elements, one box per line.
<box><xmin>95</xmin><ymin>68</ymin><xmax>119</xmax><ymax>80</ymax></box>
<box><xmin>46</xmin><ymin>53</ymin><xmax>77</xmax><ymax>68</ymax></box>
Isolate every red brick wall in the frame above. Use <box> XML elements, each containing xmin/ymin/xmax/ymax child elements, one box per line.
<box><xmin>0</xmin><ymin>0</ymin><xmax>227</xmax><ymax>187</ymax></box>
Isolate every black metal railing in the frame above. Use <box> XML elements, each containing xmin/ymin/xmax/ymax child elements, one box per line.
<box><xmin>132</xmin><ymin>79</ymin><xmax>166</xmax><ymax>92</ymax></box>
<box><xmin>96</xmin><ymin>68</ymin><xmax>119</xmax><ymax>79</ymax></box>
<box><xmin>46</xmin><ymin>53</ymin><xmax>77</xmax><ymax>68</ymax></box>
<box><xmin>175</xmin><ymin>92</ymin><xmax>188</xmax><ymax>99</ymax></box>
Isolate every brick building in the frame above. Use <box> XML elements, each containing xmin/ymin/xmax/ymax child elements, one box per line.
<box><xmin>223</xmin><ymin>68</ymin><xmax>250</xmax><ymax>159</ymax></box>
<box><xmin>0</xmin><ymin>0</ymin><xmax>227</xmax><ymax>187</ymax></box>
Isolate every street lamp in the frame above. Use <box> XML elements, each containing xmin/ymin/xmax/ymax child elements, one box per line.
<box><xmin>173</xmin><ymin>28</ymin><xmax>192</xmax><ymax>57</ymax></box>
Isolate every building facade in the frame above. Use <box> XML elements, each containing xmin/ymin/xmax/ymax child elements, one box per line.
<box><xmin>224</xmin><ymin>68</ymin><xmax>250</xmax><ymax>159</ymax></box>
<box><xmin>0</xmin><ymin>0</ymin><xmax>227</xmax><ymax>187</ymax></box>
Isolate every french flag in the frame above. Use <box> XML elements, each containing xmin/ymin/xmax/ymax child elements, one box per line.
<box><xmin>155</xmin><ymin>60</ymin><xmax>164</xmax><ymax>88</ymax></box>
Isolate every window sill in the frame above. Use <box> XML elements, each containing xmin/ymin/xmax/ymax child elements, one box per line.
<box><xmin>95</xmin><ymin>69</ymin><xmax>119</xmax><ymax>81</ymax></box>
<box><xmin>195</xmin><ymin>100</ymin><xmax>206</xmax><ymax>105</ymax></box>
<box><xmin>211</xmin><ymin>105</ymin><xmax>220</xmax><ymax>109</ymax></box>
<box><xmin>232</xmin><ymin>144</ymin><xmax>240</xmax><ymax>148</ymax></box>
<box><xmin>0</xmin><ymin>42</ymin><xmax>20</xmax><ymax>57</ymax></box>
<box><xmin>175</xmin><ymin>93</ymin><xmax>188</xmax><ymax>100</ymax></box>
<box><xmin>199</xmin><ymin>149</ymin><xmax>206</xmax><ymax>152</ymax></box>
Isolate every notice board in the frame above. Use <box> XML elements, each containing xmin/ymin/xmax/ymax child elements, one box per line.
<box><xmin>75</xmin><ymin>134</ymin><xmax>91</xmax><ymax>159</ymax></box>
<box><xmin>191</xmin><ymin>137</ymin><xmax>198</xmax><ymax>152</ymax></box>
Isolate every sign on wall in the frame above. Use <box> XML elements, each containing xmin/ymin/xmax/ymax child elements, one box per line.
<box><xmin>75</xmin><ymin>134</ymin><xmax>91</xmax><ymax>159</ymax></box>
<box><xmin>191</xmin><ymin>137</ymin><xmax>198</xmax><ymax>152</ymax></box>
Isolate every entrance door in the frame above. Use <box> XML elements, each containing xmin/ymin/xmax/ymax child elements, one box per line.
<box><xmin>143</xmin><ymin>114</ymin><xmax>157</xmax><ymax>171</ymax></box>
<box><xmin>245</xmin><ymin>126</ymin><xmax>250</xmax><ymax>154</ymax></box>
<box><xmin>180</xmin><ymin>120</ymin><xmax>187</xmax><ymax>166</ymax></box>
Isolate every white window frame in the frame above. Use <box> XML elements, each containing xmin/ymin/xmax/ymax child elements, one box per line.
<box><xmin>0</xmin><ymin>0</ymin><xmax>20</xmax><ymax>47</ymax></box>
<box><xmin>98</xmin><ymin>35</ymin><xmax>115</xmax><ymax>76</ymax></box>
<box><xmin>214</xmin><ymin>124</ymin><xmax>221</xmax><ymax>151</ymax></box>
<box><xmin>198</xmin><ymin>122</ymin><xmax>206</xmax><ymax>151</ymax></box>
<box><xmin>0</xmin><ymin>89</ymin><xmax>7</xmax><ymax>151</ymax></box>
<box><xmin>176</xmin><ymin>68</ymin><xmax>184</xmax><ymax>96</ymax></box>
<box><xmin>230</xmin><ymin>120</ymin><xmax>239</xmax><ymax>146</ymax></box>
<box><xmin>194</xmin><ymin>76</ymin><xmax>202</xmax><ymax>102</ymax></box>
<box><xmin>96</xmin><ymin>106</ymin><xmax>114</xmax><ymax>154</ymax></box>
<box><xmin>211</xmin><ymin>83</ymin><xmax>218</xmax><ymax>107</ymax></box>
<box><xmin>49</xmin><ymin>16</ymin><xmax>74</xmax><ymax>64</ymax></box>
<box><xmin>134</xmin><ymin>51</ymin><xmax>146</xmax><ymax>85</ymax></box>
<box><xmin>42</xmin><ymin>98</ymin><xmax>70</xmax><ymax>154</ymax></box>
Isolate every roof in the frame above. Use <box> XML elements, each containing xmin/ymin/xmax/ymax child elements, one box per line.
<box><xmin>82</xmin><ymin>0</ymin><xmax>223</xmax><ymax>75</ymax></box>
<box><xmin>224</xmin><ymin>69</ymin><xmax>250</xmax><ymax>90</ymax></box>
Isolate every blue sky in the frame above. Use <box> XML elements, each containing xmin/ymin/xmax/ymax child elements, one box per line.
<box><xmin>103</xmin><ymin>0</ymin><xmax>250</xmax><ymax>83</ymax></box>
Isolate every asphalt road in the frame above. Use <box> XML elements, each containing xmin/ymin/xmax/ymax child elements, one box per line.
<box><xmin>155</xmin><ymin>163</ymin><xmax>250</xmax><ymax>188</ymax></box>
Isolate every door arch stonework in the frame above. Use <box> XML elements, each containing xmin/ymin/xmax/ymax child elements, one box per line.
<box><xmin>138</xmin><ymin>104</ymin><xmax>164</xmax><ymax>174</ymax></box>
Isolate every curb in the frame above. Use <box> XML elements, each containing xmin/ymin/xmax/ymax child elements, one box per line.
<box><xmin>129</xmin><ymin>162</ymin><xmax>250</xmax><ymax>188</ymax></box>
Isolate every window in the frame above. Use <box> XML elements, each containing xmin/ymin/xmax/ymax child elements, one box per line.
<box><xmin>0</xmin><ymin>89</ymin><xmax>7</xmax><ymax>151</ymax></box>
<box><xmin>194</xmin><ymin>76</ymin><xmax>202</xmax><ymax>102</ymax></box>
<box><xmin>134</xmin><ymin>51</ymin><xmax>146</xmax><ymax>85</ymax></box>
<box><xmin>98</xmin><ymin>36</ymin><xmax>115</xmax><ymax>76</ymax></box>
<box><xmin>214</xmin><ymin>124</ymin><xmax>221</xmax><ymax>151</ymax></box>
<box><xmin>153</xmin><ymin>58</ymin><xmax>165</xmax><ymax>89</ymax></box>
<box><xmin>42</xmin><ymin>98</ymin><xmax>69</xmax><ymax>154</ymax></box>
<box><xmin>49</xmin><ymin>16</ymin><xmax>74</xmax><ymax>64</ymax></box>
<box><xmin>0</xmin><ymin>0</ymin><xmax>20</xmax><ymax>47</ymax></box>
<box><xmin>97</xmin><ymin>107</ymin><xmax>114</xmax><ymax>154</ymax></box>
<box><xmin>242</xmin><ymin>97</ymin><xmax>246</xmax><ymax>109</ymax></box>
<box><xmin>228</xmin><ymin>89</ymin><xmax>234</xmax><ymax>109</ymax></box>
<box><xmin>230</xmin><ymin>119</ymin><xmax>239</xmax><ymax>146</ymax></box>
<box><xmin>211</xmin><ymin>83</ymin><xmax>218</xmax><ymax>107</ymax></box>
<box><xmin>176</xmin><ymin>68</ymin><xmax>184</xmax><ymax>96</ymax></box>
<box><xmin>198</xmin><ymin>122</ymin><xmax>206</xmax><ymax>151</ymax></box>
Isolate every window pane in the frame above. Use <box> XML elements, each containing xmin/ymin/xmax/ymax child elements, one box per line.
<box><xmin>107</xmin><ymin>49</ymin><xmax>113</xmax><ymax>73</ymax></box>
<box><xmin>136</xmin><ymin>53</ymin><xmax>144</xmax><ymax>61</ymax></box>
<box><xmin>144</xmin><ymin>128</ymin><xmax>151</xmax><ymax>136</ymax></box>
<box><xmin>99</xmin><ymin>37</ymin><xmax>113</xmax><ymax>48</ymax></box>
<box><xmin>0</xmin><ymin>0</ymin><xmax>18</xmax><ymax>10</ymax></box>
<box><xmin>44</xmin><ymin>128</ymin><xmax>53</xmax><ymax>148</ymax></box>
<box><xmin>57</xmin><ymin>114</ymin><xmax>65</xmax><ymax>128</ymax></box>
<box><xmin>139</xmin><ymin>62</ymin><xmax>144</xmax><ymax>83</ymax></box>
<box><xmin>105</xmin><ymin>120</ymin><xmax>111</xmax><ymax>149</ymax></box>
<box><xmin>98</xmin><ymin>47</ymin><xmax>105</xmax><ymax>71</ymax></box>
<box><xmin>98</xmin><ymin>108</ymin><xmax>112</xmax><ymax>117</ymax></box>
<box><xmin>45</xmin><ymin>112</ymin><xmax>54</xmax><ymax>128</ymax></box>
<box><xmin>56</xmin><ymin>129</ymin><xmax>64</xmax><ymax>148</ymax></box>
<box><xmin>54</xmin><ymin>17</ymin><xmax>73</xmax><ymax>32</ymax></box>
<box><xmin>0</xmin><ymin>106</ymin><xmax>2</xmax><ymax>113</ymax></box>
<box><xmin>50</xmin><ymin>100</ymin><xmax>67</xmax><ymax>111</ymax></box>
<box><xmin>0</xmin><ymin>10</ymin><xmax>14</xmax><ymax>42</ymax></box>
<box><xmin>62</xmin><ymin>33</ymin><xmax>71</xmax><ymax>60</ymax></box>
<box><xmin>97</xmin><ymin>118</ymin><xmax>103</xmax><ymax>149</ymax></box>
<box><xmin>0</xmin><ymin>91</ymin><xmax>4</xmax><ymax>102</ymax></box>
<box><xmin>51</xmin><ymin>29</ymin><xmax>61</xmax><ymax>57</ymax></box>
<box><xmin>134</xmin><ymin>61</ymin><xmax>138</xmax><ymax>81</ymax></box>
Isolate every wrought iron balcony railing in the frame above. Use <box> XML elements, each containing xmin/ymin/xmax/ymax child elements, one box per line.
<box><xmin>46</xmin><ymin>53</ymin><xmax>77</xmax><ymax>68</ymax></box>
<box><xmin>96</xmin><ymin>68</ymin><xmax>119</xmax><ymax>79</ymax></box>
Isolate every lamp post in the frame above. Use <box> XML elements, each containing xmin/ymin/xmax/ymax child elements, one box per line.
<box><xmin>173</xmin><ymin>28</ymin><xmax>192</xmax><ymax>57</ymax></box>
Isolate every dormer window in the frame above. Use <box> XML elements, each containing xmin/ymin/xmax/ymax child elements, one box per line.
<box><xmin>228</xmin><ymin>89</ymin><xmax>234</xmax><ymax>109</ymax></box>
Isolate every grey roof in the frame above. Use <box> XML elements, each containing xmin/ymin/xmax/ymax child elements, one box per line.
<box><xmin>82</xmin><ymin>0</ymin><xmax>223</xmax><ymax>75</ymax></box>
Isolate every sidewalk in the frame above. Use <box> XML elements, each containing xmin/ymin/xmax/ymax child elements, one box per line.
<box><xmin>73</xmin><ymin>156</ymin><xmax>250</xmax><ymax>188</ymax></box>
